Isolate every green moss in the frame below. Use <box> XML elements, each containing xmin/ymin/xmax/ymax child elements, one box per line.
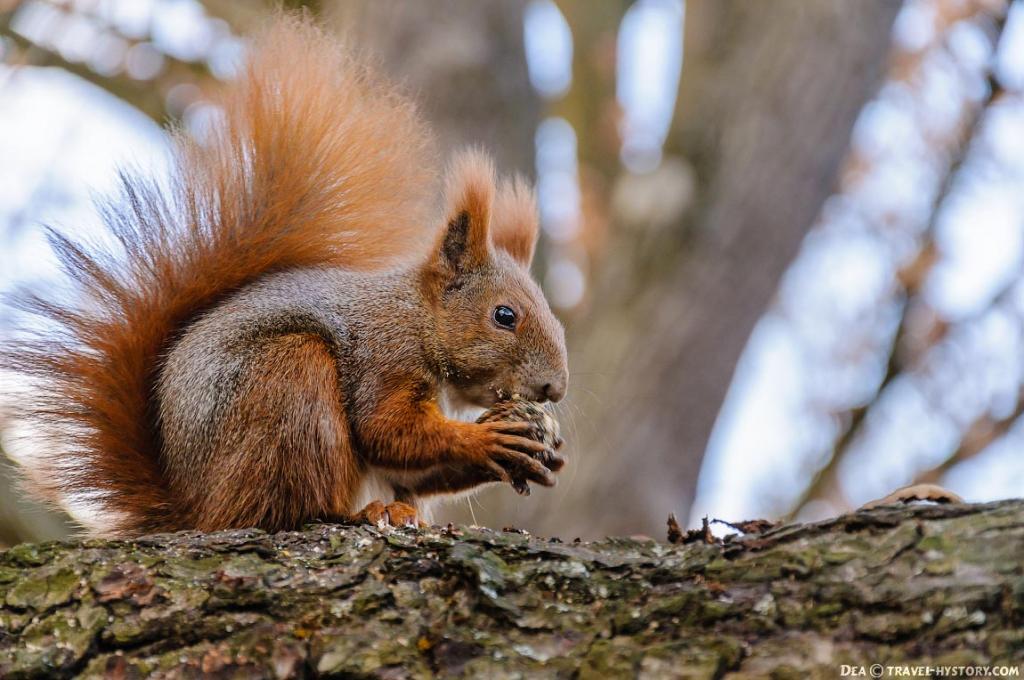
<box><xmin>821</xmin><ymin>550</ymin><xmax>856</xmax><ymax>565</ymax></box>
<box><xmin>985</xmin><ymin>630</ymin><xmax>1024</xmax><ymax>659</ymax></box>
<box><xmin>156</xmin><ymin>555</ymin><xmax>225</xmax><ymax>581</ymax></box>
<box><xmin>777</xmin><ymin>598</ymin><xmax>808</xmax><ymax>628</ymax></box>
<box><xmin>2</xmin><ymin>543</ymin><xmax>52</xmax><ymax>568</ymax></box>
<box><xmin>351</xmin><ymin>578</ymin><xmax>394</xmax><ymax>616</ymax></box>
<box><xmin>6</xmin><ymin>603</ymin><xmax>106</xmax><ymax>677</ymax></box>
<box><xmin>3</xmin><ymin>575</ymin><xmax>46</xmax><ymax>610</ymax></box>
<box><xmin>698</xmin><ymin>598</ymin><xmax>732</xmax><ymax>622</ymax></box>
<box><xmin>579</xmin><ymin>638</ymin><xmax>640</xmax><ymax>679</ymax></box>
<box><xmin>853</xmin><ymin>611</ymin><xmax>930</xmax><ymax>641</ymax></box>
<box><xmin>313</xmin><ymin>627</ymin><xmax>430</xmax><ymax>677</ymax></box>
<box><xmin>917</xmin><ymin>534</ymin><xmax>951</xmax><ymax>553</ymax></box>
<box><xmin>0</xmin><ymin>566</ymin><xmax>20</xmax><ymax>584</ymax></box>
<box><xmin>923</xmin><ymin>558</ymin><xmax>956</xmax><ymax>576</ymax></box>
<box><xmin>107</xmin><ymin>614</ymin><xmax>146</xmax><ymax>644</ymax></box>
<box><xmin>770</xmin><ymin>665</ymin><xmax>805</xmax><ymax>680</ymax></box>
<box><xmin>809</xmin><ymin>602</ymin><xmax>843</xmax><ymax>621</ymax></box>
<box><xmin>931</xmin><ymin>648</ymin><xmax>991</xmax><ymax>666</ymax></box>
<box><xmin>4</xmin><ymin>567</ymin><xmax>78</xmax><ymax>610</ymax></box>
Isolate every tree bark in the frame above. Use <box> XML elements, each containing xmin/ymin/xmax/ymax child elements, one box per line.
<box><xmin>1</xmin><ymin>500</ymin><xmax>1022</xmax><ymax>678</ymax></box>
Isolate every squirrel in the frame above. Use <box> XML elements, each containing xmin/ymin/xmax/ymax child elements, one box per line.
<box><xmin>1</xmin><ymin>14</ymin><xmax>568</xmax><ymax>537</ymax></box>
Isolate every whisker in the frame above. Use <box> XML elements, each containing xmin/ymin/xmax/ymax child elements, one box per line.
<box><xmin>568</xmin><ymin>384</ymin><xmax>606</xmax><ymax>407</ymax></box>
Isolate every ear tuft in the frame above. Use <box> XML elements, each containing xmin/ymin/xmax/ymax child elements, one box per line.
<box><xmin>438</xmin><ymin>149</ymin><xmax>496</xmax><ymax>270</ymax></box>
<box><xmin>492</xmin><ymin>176</ymin><xmax>540</xmax><ymax>268</ymax></box>
<box><xmin>444</xmin><ymin>149</ymin><xmax>495</xmax><ymax>228</ymax></box>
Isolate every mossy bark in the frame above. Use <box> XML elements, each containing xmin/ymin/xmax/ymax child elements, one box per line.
<box><xmin>1</xmin><ymin>500</ymin><xmax>1022</xmax><ymax>679</ymax></box>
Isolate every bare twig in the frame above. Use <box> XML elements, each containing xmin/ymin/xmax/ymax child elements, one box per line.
<box><xmin>913</xmin><ymin>385</ymin><xmax>1024</xmax><ymax>485</ymax></box>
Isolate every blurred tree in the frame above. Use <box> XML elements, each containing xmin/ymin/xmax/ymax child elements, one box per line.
<box><xmin>790</xmin><ymin>1</ymin><xmax>1016</xmax><ymax>518</ymax></box>
<box><xmin>0</xmin><ymin>2</ymin><xmax>219</xmax><ymax>123</ymax></box>
<box><xmin>520</xmin><ymin>0</ymin><xmax>904</xmax><ymax>538</ymax></box>
<box><xmin>0</xmin><ymin>445</ymin><xmax>74</xmax><ymax>548</ymax></box>
<box><xmin>323</xmin><ymin>0</ymin><xmax>539</xmax><ymax>176</ymax></box>
<box><xmin>42</xmin><ymin>0</ymin><xmax>896</xmax><ymax>539</ymax></box>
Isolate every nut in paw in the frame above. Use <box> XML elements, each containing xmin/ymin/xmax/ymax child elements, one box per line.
<box><xmin>477</xmin><ymin>397</ymin><xmax>564</xmax><ymax>495</ymax></box>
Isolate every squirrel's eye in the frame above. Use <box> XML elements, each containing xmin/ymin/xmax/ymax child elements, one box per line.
<box><xmin>493</xmin><ymin>305</ymin><xmax>517</xmax><ymax>330</ymax></box>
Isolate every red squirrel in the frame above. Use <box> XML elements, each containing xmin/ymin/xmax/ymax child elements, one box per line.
<box><xmin>2</xmin><ymin>14</ymin><xmax>568</xmax><ymax>537</ymax></box>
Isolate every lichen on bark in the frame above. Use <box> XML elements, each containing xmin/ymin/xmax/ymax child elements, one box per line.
<box><xmin>1</xmin><ymin>500</ymin><xmax>1022</xmax><ymax>678</ymax></box>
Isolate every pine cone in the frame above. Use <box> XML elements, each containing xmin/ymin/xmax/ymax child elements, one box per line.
<box><xmin>477</xmin><ymin>397</ymin><xmax>563</xmax><ymax>495</ymax></box>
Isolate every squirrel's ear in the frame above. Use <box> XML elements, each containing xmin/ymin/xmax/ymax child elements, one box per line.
<box><xmin>491</xmin><ymin>176</ymin><xmax>539</xmax><ymax>269</ymax></box>
<box><xmin>437</xmin><ymin>149</ymin><xmax>495</xmax><ymax>272</ymax></box>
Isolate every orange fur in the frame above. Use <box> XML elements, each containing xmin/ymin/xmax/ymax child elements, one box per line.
<box><xmin>1</xmin><ymin>14</ymin><xmax>436</xmax><ymax>535</ymax></box>
<box><xmin>193</xmin><ymin>334</ymin><xmax>358</xmax><ymax>533</ymax></box>
<box><xmin>357</xmin><ymin>385</ymin><xmax>555</xmax><ymax>491</ymax></box>
<box><xmin>492</xmin><ymin>176</ymin><xmax>540</xmax><ymax>267</ymax></box>
<box><xmin>440</xmin><ymin>149</ymin><xmax>496</xmax><ymax>266</ymax></box>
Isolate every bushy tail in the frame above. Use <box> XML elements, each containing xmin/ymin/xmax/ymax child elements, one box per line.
<box><xmin>1</xmin><ymin>14</ymin><xmax>437</xmax><ymax>535</ymax></box>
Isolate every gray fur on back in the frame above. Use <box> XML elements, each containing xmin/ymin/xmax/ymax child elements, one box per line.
<box><xmin>156</xmin><ymin>265</ymin><xmax>430</xmax><ymax>493</ymax></box>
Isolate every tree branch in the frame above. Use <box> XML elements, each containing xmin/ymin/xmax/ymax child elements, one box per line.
<box><xmin>913</xmin><ymin>385</ymin><xmax>1024</xmax><ymax>485</ymax></box>
<box><xmin>1</xmin><ymin>500</ymin><xmax>1023</xmax><ymax>677</ymax></box>
<box><xmin>1</xmin><ymin>5</ymin><xmax>217</xmax><ymax>125</ymax></box>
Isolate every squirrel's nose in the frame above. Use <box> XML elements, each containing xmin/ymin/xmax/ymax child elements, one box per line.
<box><xmin>541</xmin><ymin>380</ymin><xmax>566</xmax><ymax>403</ymax></box>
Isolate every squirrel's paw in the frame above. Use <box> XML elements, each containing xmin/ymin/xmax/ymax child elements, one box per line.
<box><xmin>476</xmin><ymin>420</ymin><xmax>560</xmax><ymax>494</ymax></box>
<box><xmin>352</xmin><ymin>500</ymin><xmax>421</xmax><ymax>528</ymax></box>
<box><xmin>477</xmin><ymin>398</ymin><xmax>563</xmax><ymax>449</ymax></box>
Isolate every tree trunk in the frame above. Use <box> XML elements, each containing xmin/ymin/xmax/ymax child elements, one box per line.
<box><xmin>543</xmin><ymin>0</ymin><xmax>904</xmax><ymax>539</ymax></box>
<box><xmin>323</xmin><ymin>0</ymin><xmax>539</xmax><ymax>177</ymax></box>
<box><xmin>1</xmin><ymin>500</ymin><xmax>1022</xmax><ymax>678</ymax></box>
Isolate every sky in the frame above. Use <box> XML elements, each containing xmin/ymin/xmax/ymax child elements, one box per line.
<box><xmin>1</xmin><ymin>0</ymin><xmax>1022</xmax><ymax>528</ymax></box>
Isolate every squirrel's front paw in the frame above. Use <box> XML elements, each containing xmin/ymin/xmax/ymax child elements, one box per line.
<box><xmin>477</xmin><ymin>398</ymin><xmax>565</xmax><ymax>495</ymax></box>
<box><xmin>475</xmin><ymin>419</ymin><xmax>561</xmax><ymax>495</ymax></box>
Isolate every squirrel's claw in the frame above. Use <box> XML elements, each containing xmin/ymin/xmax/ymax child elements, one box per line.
<box><xmin>475</xmin><ymin>405</ymin><xmax>565</xmax><ymax>498</ymax></box>
<box><xmin>536</xmin><ymin>448</ymin><xmax>565</xmax><ymax>472</ymax></box>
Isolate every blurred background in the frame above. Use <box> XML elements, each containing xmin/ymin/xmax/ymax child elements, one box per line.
<box><xmin>1</xmin><ymin>0</ymin><xmax>1022</xmax><ymax>544</ymax></box>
